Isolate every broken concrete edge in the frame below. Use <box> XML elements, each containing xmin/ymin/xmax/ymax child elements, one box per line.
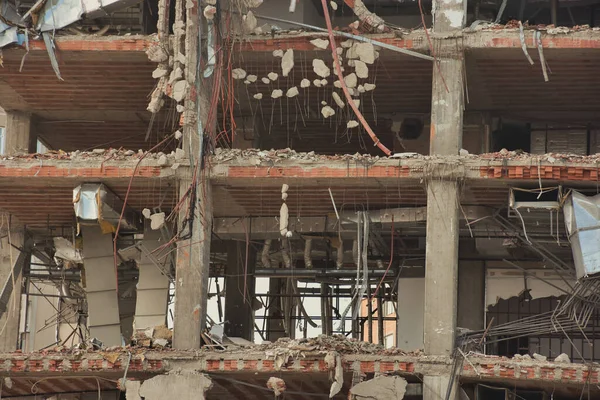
<box><xmin>0</xmin><ymin>350</ymin><xmax>595</xmax><ymax>385</ymax></box>
<box><xmin>7</xmin><ymin>25</ymin><xmax>600</xmax><ymax>55</ymax></box>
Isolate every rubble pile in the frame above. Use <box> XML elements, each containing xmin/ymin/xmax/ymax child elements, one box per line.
<box><xmin>1</xmin><ymin>148</ymin><xmax>184</xmax><ymax>164</ymax></box>
<box><xmin>213</xmin><ymin>147</ymin><xmax>600</xmax><ymax>165</ymax></box>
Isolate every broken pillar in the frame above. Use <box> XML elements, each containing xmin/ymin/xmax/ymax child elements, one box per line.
<box><xmin>134</xmin><ymin>225</ymin><xmax>170</xmax><ymax>331</ymax></box>
<box><xmin>4</xmin><ymin>111</ymin><xmax>33</xmax><ymax>155</ymax></box>
<box><xmin>423</xmin><ymin>0</ymin><xmax>465</xmax><ymax>398</ymax></box>
<box><xmin>82</xmin><ymin>226</ymin><xmax>123</xmax><ymax>346</ymax></box>
<box><xmin>224</xmin><ymin>241</ymin><xmax>256</xmax><ymax>340</ymax></box>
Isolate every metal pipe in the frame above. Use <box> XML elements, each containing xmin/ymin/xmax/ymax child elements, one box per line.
<box><xmin>254</xmin><ymin>268</ymin><xmax>397</xmax><ymax>278</ymax></box>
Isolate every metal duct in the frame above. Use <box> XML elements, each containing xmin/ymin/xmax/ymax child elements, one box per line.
<box><xmin>563</xmin><ymin>190</ymin><xmax>600</xmax><ymax>279</ymax></box>
<box><xmin>73</xmin><ymin>183</ymin><xmax>140</xmax><ymax>233</ymax></box>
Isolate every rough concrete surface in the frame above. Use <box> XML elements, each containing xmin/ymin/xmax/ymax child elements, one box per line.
<box><xmin>350</xmin><ymin>375</ymin><xmax>408</xmax><ymax>400</ymax></box>
<box><xmin>138</xmin><ymin>373</ymin><xmax>213</xmax><ymax>400</ymax></box>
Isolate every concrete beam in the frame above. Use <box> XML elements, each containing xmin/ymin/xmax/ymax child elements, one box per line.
<box><xmin>213</xmin><ymin>206</ymin><xmax>491</xmax><ymax>239</ymax></box>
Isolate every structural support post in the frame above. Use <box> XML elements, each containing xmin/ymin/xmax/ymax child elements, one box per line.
<box><xmin>5</xmin><ymin>111</ymin><xmax>33</xmax><ymax>155</ymax></box>
<box><xmin>267</xmin><ymin>278</ymin><xmax>287</xmax><ymax>341</ymax></box>
<box><xmin>172</xmin><ymin>0</ymin><xmax>215</xmax><ymax>349</ymax></box>
<box><xmin>424</xmin><ymin>0</ymin><xmax>465</xmax><ymax>398</ymax></box>
<box><xmin>224</xmin><ymin>241</ymin><xmax>256</xmax><ymax>340</ymax></box>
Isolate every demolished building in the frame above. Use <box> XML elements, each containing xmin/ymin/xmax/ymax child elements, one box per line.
<box><xmin>3</xmin><ymin>0</ymin><xmax>600</xmax><ymax>399</ymax></box>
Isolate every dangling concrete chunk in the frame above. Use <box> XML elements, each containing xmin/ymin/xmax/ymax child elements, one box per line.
<box><xmin>261</xmin><ymin>77</ymin><xmax>270</xmax><ymax>84</ymax></box>
<box><xmin>281</xmin><ymin>49</ymin><xmax>294</xmax><ymax>77</ymax></box>
<box><xmin>203</xmin><ymin>5</ymin><xmax>216</xmax><ymax>20</ymax></box>
<box><xmin>321</xmin><ymin>105</ymin><xmax>335</xmax><ymax>118</ymax></box>
<box><xmin>286</xmin><ymin>86</ymin><xmax>299</xmax><ymax>97</ymax></box>
<box><xmin>271</xmin><ymin>89</ymin><xmax>283</xmax><ymax>99</ymax></box>
<box><xmin>253</xmin><ymin>93</ymin><xmax>263</xmax><ymax>100</ymax></box>
<box><xmin>364</xmin><ymin>82</ymin><xmax>376</xmax><ymax>91</ymax></box>
<box><xmin>333</xmin><ymin>80</ymin><xmax>342</xmax><ymax>88</ymax></box>
<box><xmin>313</xmin><ymin>79</ymin><xmax>323</xmax><ymax>87</ymax></box>
<box><xmin>354</xmin><ymin>60</ymin><xmax>369</xmax><ymax>78</ymax></box>
<box><xmin>330</xmin><ymin>1</ymin><xmax>338</xmax><ymax>10</ymax></box>
<box><xmin>310</xmin><ymin>38</ymin><xmax>330</xmax><ymax>50</ymax></box>
<box><xmin>341</xmin><ymin>39</ymin><xmax>354</xmax><ymax>48</ymax></box>
<box><xmin>300</xmin><ymin>78</ymin><xmax>311</xmax><ymax>88</ymax></box>
<box><xmin>353</xmin><ymin>99</ymin><xmax>360</xmax><ymax>108</ymax></box>
<box><xmin>232</xmin><ymin>68</ymin><xmax>247</xmax><ymax>80</ymax></box>
<box><xmin>312</xmin><ymin>59</ymin><xmax>331</xmax><ymax>78</ymax></box>
<box><xmin>246</xmin><ymin>74</ymin><xmax>258</xmax><ymax>83</ymax></box>
<box><xmin>350</xmin><ymin>375</ymin><xmax>408</xmax><ymax>400</ymax></box>
<box><xmin>356</xmin><ymin>42</ymin><xmax>376</xmax><ymax>64</ymax></box>
<box><xmin>320</xmin><ymin>79</ymin><xmax>328</xmax><ymax>86</ymax></box>
<box><xmin>273</xmin><ymin>49</ymin><xmax>284</xmax><ymax>58</ymax></box>
<box><xmin>268</xmin><ymin>72</ymin><xmax>279</xmax><ymax>81</ymax></box>
<box><xmin>246</xmin><ymin>0</ymin><xmax>263</xmax><ymax>8</ymax></box>
<box><xmin>332</xmin><ymin>92</ymin><xmax>345</xmax><ymax>108</ymax></box>
<box><xmin>347</xmin><ymin>120</ymin><xmax>359</xmax><ymax>128</ymax></box>
<box><xmin>358</xmin><ymin>84</ymin><xmax>366</xmax><ymax>93</ymax></box>
<box><xmin>344</xmin><ymin>73</ymin><xmax>358</xmax><ymax>88</ymax></box>
<box><xmin>243</xmin><ymin>11</ymin><xmax>258</xmax><ymax>33</ymax></box>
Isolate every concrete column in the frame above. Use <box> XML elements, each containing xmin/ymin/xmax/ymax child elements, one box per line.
<box><xmin>424</xmin><ymin>0</ymin><xmax>465</xmax><ymax>398</ymax></box>
<box><xmin>134</xmin><ymin>225</ymin><xmax>170</xmax><ymax>331</ymax></box>
<box><xmin>5</xmin><ymin>111</ymin><xmax>33</xmax><ymax>155</ymax></box>
<box><xmin>81</xmin><ymin>226</ymin><xmax>122</xmax><ymax>346</ymax></box>
<box><xmin>224</xmin><ymin>241</ymin><xmax>256</xmax><ymax>340</ymax></box>
<box><xmin>457</xmin><ymin>260</ymin><xmax>485</xmax><ymax>331</ymax></box>
<box><xmin>172</xmin><ymin>0</ymin><xmax>214</xmax><ymax>349</ymax></box>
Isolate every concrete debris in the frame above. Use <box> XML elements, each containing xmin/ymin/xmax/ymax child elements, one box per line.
<box><xmin>268</xmin><ymin>72</ymin><xmax>279</xmax><ymax>81</ymax></box>
<box><xmin>329</xmin><ymin>352</ymin><xmax>344</xmax><ymax>398</ymax></box>
<box><xmin>203</xmin><ymin>5</ymin><xmax>217</xmax><ymax>20</ymax></box>
<box><xmin>146</xmin><ymin>45</ymin><xmax>169</xmax><ymax>63</ymax></box>
<box><xmin>246</xmin><ymin>0</ymin><xmax>263</xmax><ymax>8</ymax></box>
<box><xmin>334</xmin><ymin>80</ymin><xmax>342</xmax><ymax>88</ymax></box>
<box><xmin>300</xmin><ymin>78</ymin><xmax>311</xmax><ymax>88</ymax></box>
<box><xmin>313</xmin><ymin>59</ymin><xmax>331</xmax><ymax>78</ymax></box>
<box><xmin>175</xmin><ymin>148</ymin><xmax>186</xmax><ymax>160</ymax></box>
<box><xmin>139</xmin><ymin>372</ymin><xmax>212</xmax><ymax>400</ymax></box>
<box><xmin>152</xmin><ymin>66</ymin><xmax>169</xmax><ymax>79</ymax></box>
<box><xmin>344</xmin><ymin>73</ymin><xmax>358</xmax><ymax>88</ymax></box>
<box><xmin>171</xmin><ymin>163</ymin><xmax>180</xmax><ymax>170</ymax></box>
<box><xmin>174</xmin><ymin>130</ymin><xmax>183</xmax><ymax>140</ymax></box>
<box><xmin>286</xmin><ymin>86</ymin><xmax>299</xmax><ymax>97</ymax></box>
<box><xmin>357</xmin><ymin>84</ymin><xmax>365</xmax><ymax>93</ymax></box>
<box><xmin>459</xmin><ymin>148</ymin><xmax>469</xmax><ymax>156</ymax></box>
<box><xmin>53</xmin><ymin>237</ymin><xmax>83</xmax><ymax>265</ymax></box>
<box><xmin>332</xmin><ymin>92</ymin><xmax>345</xmax><ymax>108</ymax></box>
<box><xmin>321</xmin><ymin>105</ymin><xmax>336</xmax><ymax>118</ymax></box>
<box><xmin>348</xmin><ymin>59</ymin><xmax>356</xmax><ymax>68</ymax></box>
<box><xmin>554</xmin><ymin>353</ymin><xmax>571</xmax><ymax>363</ymax></box>
<box><xmin>354</xmin><ymin>60</ymin><xmax>369</xmax><ymax>78</ymax></box>
<box><xmin>347</xmin><ymin>120</ymin><xmax>359</xmax><ymax>129</ymax></box>
<box><xmin>346</xmin><ymin>43</ymin><xmax>359</xmax><ymax>59</ymax></box>
<box><xmin>350</xmin><ymin>375</ymin><xmax>408</xmax><ymax>400</ymax></box>
<box><xmin>349</xmin><ymin>0</ymin><xmax>386</xmax><ymax>31</ymax></box>
<box><xmin>282</xmin><ymin>184</ymin><xmax>289</xmax><ymax>194</ymax></box>
<box><xmin>271</xmin><ymin>89</ymin><xmax>283</xmax><ymax>99</ymax></box>
<box><xmin>3</xmin><ymin>377</ymin><xmax>11</xmax><ymax>389</ymax></box>
<box><xmin>314</xmin><ymin>79</ymin><xmax>323</xmax><ymax>87</ymax></box>
<box><xmin>336</xmin><ymin>47</ymin><xmax>343</xmax><ymax>55</ymax></box>
<box><xmin>124</xmin><ymin>380</ymin><xmax>141</xmax><ymax>400</ymax></box>
<box><xmin>341</xmin><ymin>39</ymin><xmax>354</xmax><ymax>48</ymax></box>
<box><xmin>281</xmin><ymin>49</ymin><xmax>294</xmax><ymax>76</ymax></box>
<box><xmin>532</xmin><ymin>353</ymin><xmax>547</xmax><ymax>362</ymax></box>
<box><xmin>172</xmin><ymin>80</ymin><xmax>188</xmax><ymax>102</ymax></box>
<box><xmin>157</xmin><ymin>154</ymin><xmax>168</xmax><ymax>166</ymax></box>
<box><xmin>232</xmin><ymin>68</ymin><xmax>247</xmax><ymax>80</ymax></box>
<box><xmin>364</xmin><ymin>83</ymin><xmax>376</xmax><ymax>91</ymax></box>
<box><xmin>261</xmin><ymin>77</ymin><xmax>271</xmax><ymax>84</ymax></box>
<box><xmin>246</xmin><ymin>74</ymin><xmax>258</xmax><ymax>83</ymax></box>
<box><xmin>321</xmin><ymin>79</ymin><xmax>328</xmax><ymax>86</ymax></box>
<box><xmin>280</xmin><ymin>203</ymin><xmax>289</xmax><ymax>236</ymax></box>
<box><xmin>330</xmin><ymin>1</ymin><xmax>338</xmax><ymax>10</ymax></box>
<box><xmin>168</xmin><ymin>67</ymin><xmax>183</xmax><ymax>84</ymax></box>
<box><xmin>176</xmin><ymin>104</ymin><xmax>185</xmax><ymax>112</ymax></box>
<box><xmin>356</xmin><ymin>42</ymin><xmax>376</xmax><ymax>64</ymax></box>
<box><xmin>310</xmin><ymin>38</ymin><xmax>330</xmax><ymax>49</ymax></box>
<box><xmin>253</xmin><ymin>93</ymin><xmax>263</xmax><ymax>100</ymax></box>
<box><xmin>150</xmin><ymin>212</ymin><xmax>166</xmax><ymax>230</ymax></box>
<box><xmin>321</xmin><ymin>100</ymin><xmax>328</xmax><ymax>105</ymax></box>
<box><xmin>243</xmin><ymin>11</ymin><xmax>258</xmax><ymax>33</ymax></box>
<box><xmin>273</xmin><ymin>49</ymin><xmax>284</xmax><ymax>58</ymax></box>
<box><xmin>267</xmin><ymin>377</ymin><xmax>286</xmax><ymax>396</ymax></box>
